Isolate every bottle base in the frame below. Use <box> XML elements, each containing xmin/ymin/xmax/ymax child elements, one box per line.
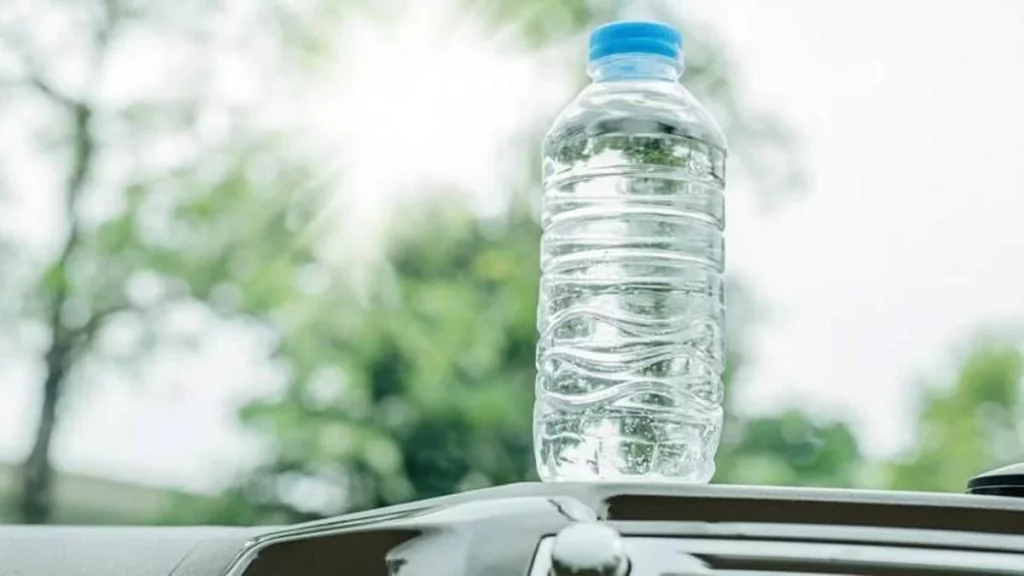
<box><xmin>534</xmin><ymin>408</ymin><xmax>720</xmax><ymax>484</ymax></box>
<box><xmin>537</xmin><ymin>469</ymin><xmax>715</xmax><ymax>484</ymax></box>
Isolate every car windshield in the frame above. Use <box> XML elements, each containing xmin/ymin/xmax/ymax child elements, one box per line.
<box><xmin>1</xmin><ymin>0</ymin><xmax>1023</xmax><ymax>527</ymax></box>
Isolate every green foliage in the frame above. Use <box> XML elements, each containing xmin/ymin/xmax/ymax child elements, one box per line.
<box><xmin>472</xmin><ymin>0</ymin><xmax>610</xmax><ymax>47</ymax></box>
<box><xmin>885</xmin><ymin>338</ymin><xmax>1024</xmax><ymax>492</ymax></box>
<box><xmin>228</xmin><ymin>204</ymin><xmax>539</xmax><ymax>516</ymax></box>
<box><xmin>716</xmin><ymin>410</ymin><xmax>862</xmax><ymax>487</ymax></box>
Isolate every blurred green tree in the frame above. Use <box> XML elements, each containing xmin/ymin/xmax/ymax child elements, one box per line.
<box><xmin>716</xmin><ymin>410</ymin><xmax>863</xmax><ymax>487</ymax></box>
<box><xmin>885</xmin><ymin>336</ymin><xmax>1023</xmax><ymax>492</ymax></box>
<box><xmin>0</xmin><ymin>0</ymin><xmax>337</xmax><ymax>523</ymax></box>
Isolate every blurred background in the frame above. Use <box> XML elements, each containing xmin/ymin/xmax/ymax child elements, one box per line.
<box><xmin>1</xmin><ymin>0</ymin><xmax>1023</xmax><ymax>525</ymax></box>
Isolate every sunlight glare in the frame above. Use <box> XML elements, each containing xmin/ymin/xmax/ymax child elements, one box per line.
<box><xmin>293</xmin><ymin>0</ymin><xmax>573</xmax><ymax>270</ymax></box>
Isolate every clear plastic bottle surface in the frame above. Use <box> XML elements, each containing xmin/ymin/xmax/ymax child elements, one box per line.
<box><xmin>534</xmin><ymin>21</ymin><xmax>728</xmax><ymax>483</ymax></box>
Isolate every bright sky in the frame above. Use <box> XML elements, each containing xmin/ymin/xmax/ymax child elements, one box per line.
<box><xmin>2</xmin><ymin>0</ymin><xmax>1024</xmax><ymax>490</ymax></box>
<box><xmin>691</xmin><ymin>0</ymin><xmax>1024</xmax><ymax>452</ymax></box>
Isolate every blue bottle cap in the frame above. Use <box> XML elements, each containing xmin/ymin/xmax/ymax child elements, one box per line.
<box><xmin>588</xmin><ymin>21</ymin><xmax>682</xmax><ymax>63</ymax></box>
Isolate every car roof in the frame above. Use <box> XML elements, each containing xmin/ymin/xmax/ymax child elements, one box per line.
<box><xmin>4</xmin><ymin>482</ymin><xmax>1024</xmax><ymax>576</ymax></box>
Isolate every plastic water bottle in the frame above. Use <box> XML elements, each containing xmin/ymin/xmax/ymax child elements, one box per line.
<box><xmin>534</xmin><ymin>21</ymin><xmax>727</xmax><ymax>483</ymax></box>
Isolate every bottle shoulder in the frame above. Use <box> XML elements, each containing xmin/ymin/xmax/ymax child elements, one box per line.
<box><xmin>545</xmin><ymin>81</ymin><xmax>727</xmax><ymax>152</ymax></box>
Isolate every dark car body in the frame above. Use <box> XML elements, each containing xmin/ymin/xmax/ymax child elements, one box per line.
<box><xmin>3</xmin><ymin>481</ymin><xmax>1024</xmax><ymax>575</ymax></box>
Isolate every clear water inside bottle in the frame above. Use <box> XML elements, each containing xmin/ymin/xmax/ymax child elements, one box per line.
<box><xmin>534</xmin><ymin>79</ymin><xmax>727</xmax><ymax>482</ymax></box>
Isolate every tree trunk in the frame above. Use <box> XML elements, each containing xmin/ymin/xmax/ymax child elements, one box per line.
<box><xmin>18</xmin><ymin>329</ymin><xmax>73</xmax><ymax>523</ymax></box>
<box><xmin>16</xmin><ymin>102</ymin><xmax>93</xmax><ymax>524</ymax></box>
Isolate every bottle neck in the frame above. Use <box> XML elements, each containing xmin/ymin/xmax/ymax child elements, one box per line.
<box><xmin>588</xmin><ymin>55</ymin><xmax>683</xmax><ymax>82</ymax></box>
